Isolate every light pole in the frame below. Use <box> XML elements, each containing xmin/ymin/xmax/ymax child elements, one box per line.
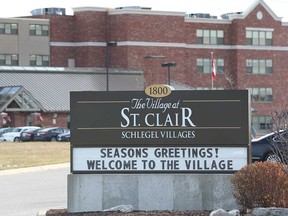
<box><xmin>106</xmin><ymin>41</ymin><xmax>117</xmax><ymax>91</ymax></box>
<box><xmin>161</xmin><ymin>62</ymin><xmax>176</xmax><ymax>85</ymax></box>
<box><xmin>143</xmin><ymin>55</ymin><xmax>166</xmax><ymax>86</ymax></box>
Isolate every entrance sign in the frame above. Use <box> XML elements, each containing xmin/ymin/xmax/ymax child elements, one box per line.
<box><xmin>70</xmin><ymin>88</ymin><xmax>250</xmax><ymax>173</ymax></box>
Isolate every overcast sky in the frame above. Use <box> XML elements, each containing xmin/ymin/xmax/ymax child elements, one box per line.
<box><xmin>1</xmin><ymin>0</ymin><xmax>287</xmax><ymax>20</ymax></box>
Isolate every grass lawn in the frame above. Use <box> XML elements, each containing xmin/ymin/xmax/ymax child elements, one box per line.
<box><xmin>0</xmin><ymin>142</ymin><xmax>70</xmax><ymax>170</ymax></box>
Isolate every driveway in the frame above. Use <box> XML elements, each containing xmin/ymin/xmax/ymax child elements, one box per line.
<box><xmin>0</xmin><ymin>163</ymin><xmax>69</xmax><ymax>216</ymax></box>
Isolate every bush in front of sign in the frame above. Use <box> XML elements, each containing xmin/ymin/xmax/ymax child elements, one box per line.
<box><xmin>231</xmin><ymin>161</ymin><xmax>288</xmax><ymax>209</ymax></box>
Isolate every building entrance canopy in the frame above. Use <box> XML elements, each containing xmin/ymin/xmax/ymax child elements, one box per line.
<box><xmin>0</xmin><ymin>86</ymin><xmax>41</xmax><ymax>112</ymax></box>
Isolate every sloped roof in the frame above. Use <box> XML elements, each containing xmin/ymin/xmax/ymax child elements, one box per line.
<box><xmin>170</xmin><ymin>80</ymin><xmax>194</xmax><ymax>90</ymax></box>
<box><xmin>0</xmin><ymin>67</ymin><xmax>144</xmax><ymax>112</ymax></box>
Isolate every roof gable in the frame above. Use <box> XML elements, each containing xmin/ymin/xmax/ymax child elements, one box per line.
<box><xmin>228</xmin><ymin>0</ymin><xmax>282</xmax><ymax>21</ymax></box>
<box><xmin>245</xmin><ymin>0</ymin><xmax>281</xmax><ymax>21</ymax></box>
<box><xmin>0</xmin><ymin>86</ymin><xmax>42</xmax><ymax>112</ymax></box>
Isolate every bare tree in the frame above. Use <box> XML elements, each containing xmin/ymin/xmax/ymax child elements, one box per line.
<box><xmin>222</xmin><ymin>71</ymin><xmax>236</xmax><ymax>89</ymax></box>
<box><xmin>268</xmin><ymin>104</ymin><xmax>288</xmax><ymax>169</ymax></box>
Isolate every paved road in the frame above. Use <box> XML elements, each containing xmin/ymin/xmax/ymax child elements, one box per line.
<box><xmin>0</xmin><ymin>164</ymin><xmax>70</xmax><ymax>216</ymax></box>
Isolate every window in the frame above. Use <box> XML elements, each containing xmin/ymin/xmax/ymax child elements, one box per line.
<box><xmin>196</xmin><ymin>30</ymin><xmax>224</xmax><ymax>44</ymax></box>
<box><xmin>195</xmin><ymin>87</ymin><xmax>224</xmax><ymax>90</ymax></box>
<box><xmin>252</xmin><ymin>116</ymin><xmax>272</xmax><ymax>130</ymax></box>
<box><xmin>246</xmin><ymin>28</ymin><xmax>273</xmax><ymax>46</ymax></box>
<box><xmin>197</xmin><ymin>58</ymin><xmax>224</xmax><ymax>74</ymax></box>
<box><xmin>246</xmin><ymin>59</ymin><xmax>272</xmax><ymax>74</ymax></box>
<box><xmin>29</xmin><ymin>24</ymin><xmax>49</xmax><ymax>36</ymax></box>
<box><xmin>0</xmin><ymin>54</ymin><xmax>18</xmax><ymax>66</ymax></box>
<box><xmin>250</xmin><ymin>88</ymin><xmax>272</xmax><ymax>102</ymax></box>
<box><xmin>30</xmin><ymin>55</ymin><xmax>49</xmax><ymax>66</ymax></box>
<box><xmin>0</xmin><ymin>23</ymin><xmax>18</xmax><ymax>35</ymax></box>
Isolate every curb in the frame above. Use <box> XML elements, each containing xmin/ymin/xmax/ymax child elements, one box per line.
<box><xmin>0</xmin><ymin>163</ymin><xmax>69</xmax><ymax>175</ymax></box>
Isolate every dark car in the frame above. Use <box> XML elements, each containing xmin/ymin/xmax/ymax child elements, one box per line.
<box><xmin>34</xmin><ymin>127</ymin><xmax>70</xmax><ymax>142</ymax></box>
<box><xmin>251</xmin><ymin>130</ymin><xmax>288</xmax><ymax>163</ymax></box>
<box><xmin>20</xmin><ymin>128</ymin><xmax>41</xmax><ymax>142</ymax></box>
<box><xmin>57</xmin><ymin>131</ymin><xmax>70</xmax><ymax>142</ymax></box>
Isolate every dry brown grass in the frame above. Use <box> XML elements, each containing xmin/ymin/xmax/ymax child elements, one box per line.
<box><xmin>0</xmin><ymin>141</ymin><xmax>70</xmax><ymax>170</ymax></box>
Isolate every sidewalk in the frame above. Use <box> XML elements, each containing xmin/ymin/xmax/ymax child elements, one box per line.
<box><xmin>0</xmin><ymin>163</ymin><xmax>70</xmax><ymax>175</ymax></box>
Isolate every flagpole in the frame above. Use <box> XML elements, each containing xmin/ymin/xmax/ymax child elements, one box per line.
<box><xmin>211</xmin><ymin>52</ymin><xmax>214</xmax><ymax>89</ymax></box>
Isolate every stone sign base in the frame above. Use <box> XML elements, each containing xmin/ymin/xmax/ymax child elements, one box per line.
<box><xmin>68</xmin><ymin>174</ymin><xmax>239</xmax><ymax>213</ymax></box>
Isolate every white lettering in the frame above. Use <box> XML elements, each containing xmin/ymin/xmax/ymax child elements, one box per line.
<box><xmin>120</xmin><ymin>108</ymin><xmax>139</xmax><ymax>127</ymax></box>
<box><xmin>181</xmin><ymin>107</ymin><xmax>196</xmax><ymax>127</ymax></box>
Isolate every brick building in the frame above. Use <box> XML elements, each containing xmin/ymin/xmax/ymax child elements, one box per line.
<box><xmin>0</xmin><ymin>0</ymin><xmax>287</xmax><ymax>133</ymax></box>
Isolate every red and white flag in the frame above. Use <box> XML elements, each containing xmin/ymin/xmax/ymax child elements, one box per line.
<box><xmin>37</xmin><ymin>115</ymin><xmax>44</xmax><ymax>121</ymax></box>
<box><xmin>6</xmin><ymin>115</ymin><xmax>11</xmax><ymax>122</ymax></box>
<box><xmin>211</xmin><ymin>52</ymin><xmax>216</xmax><ymax>80</ymax></box>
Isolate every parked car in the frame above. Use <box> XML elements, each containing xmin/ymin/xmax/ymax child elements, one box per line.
<box><xmin>251</xmin><ymin>130</ymin><xmax>288</xmax><ymax>163</ymax></box>
<box><xmin>0</xmin><ymin>127</ymin><xmax>14</xmax><ymax>138</ymax></box>
<box><xmin>57</xmin><ymin>131</ymin><xmax>70</xmax><ymax>142</ymax></box>
<box><xmin>0</xmin><ymin>126</ymin><xmax>41</xmax><ymax>142</ymax></box>
<box><xmin>20</xmin><ymin>128</ymin><xmax>42</xmax><ymax>142</ymax></box>
<box><xmin>34</xmin><ymin>127</ymin><xmax>70</xmax><ymax>142</ymax></box>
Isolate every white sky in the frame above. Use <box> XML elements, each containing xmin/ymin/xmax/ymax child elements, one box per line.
<box><xmin>1</xmin><ymin>0</ymin><xmax>288</xmax><ymax>20</ymax></box>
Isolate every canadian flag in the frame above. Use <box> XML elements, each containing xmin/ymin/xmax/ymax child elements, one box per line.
<box><xmin>37</xmin><ymin>115</ymin><xmax>44</xmax><ymax>121</ymax></box>
<box><xmin>6</xmin><ymin>115</ymin><xmax>11</xmax><ymax>122</ymax></box>
<box><xmin>211</xmin><ymin>52</ymin><xmax>216</xmax><ymax>80</ymax></box>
